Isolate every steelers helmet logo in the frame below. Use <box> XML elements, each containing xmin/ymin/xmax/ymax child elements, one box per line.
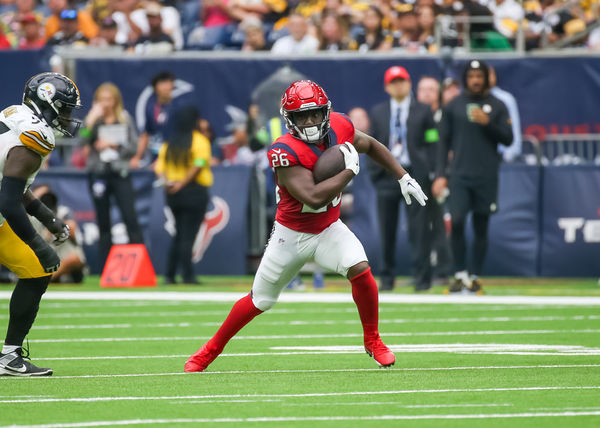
<box><xmin>37</xmin><ymin>83</ymin><xmax>56</xmax><ymax>101</ymax></box>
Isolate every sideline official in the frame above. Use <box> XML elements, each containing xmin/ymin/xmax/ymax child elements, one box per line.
<box><xmin>368</xmin><ymin>66</ymin><xmax>438</xmax><ymax>292</ymax></box>
<box><xmin>432</xmin><ymin>60</ymin><xmax>513</xmax><ymax>293</ymax></box>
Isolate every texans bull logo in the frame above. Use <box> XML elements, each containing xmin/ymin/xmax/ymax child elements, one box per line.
<box><xmin>191</xmin><ymin>197</ymin><xmax>230</xmax><ymax>263</ymax></box>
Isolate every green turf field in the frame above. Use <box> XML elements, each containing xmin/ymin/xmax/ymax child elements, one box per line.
<box><xmin>0</xmin><ymin>277</ymin><xmax>599</xmax><ymax>427</ymax></box>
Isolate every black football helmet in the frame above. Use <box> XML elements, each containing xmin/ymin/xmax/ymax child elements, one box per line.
<box><xmin>23</xmin><ymin>72</ymin><xmax>82</xmax><ymax>137</ymax></box>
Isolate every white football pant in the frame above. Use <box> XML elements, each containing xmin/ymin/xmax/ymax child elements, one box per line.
<box><xmin>251</xmin><ymin>220</ymin><xmax>368</xmax><ymax>311</ymax></box>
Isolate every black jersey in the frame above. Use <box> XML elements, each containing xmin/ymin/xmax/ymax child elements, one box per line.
<box><xmin>437</xmin><ymin>92</ymin><xmax>512</xmax><ymax>179</ymax></box>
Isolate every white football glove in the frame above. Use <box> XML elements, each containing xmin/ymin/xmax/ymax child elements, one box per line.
<box><xmin>339</xmin><ymin>142</ymin><xmax>360</xmax><ymax>175</ymax></box>
<box><xmin>398</xmin><ymin>174</ymin><xmax>428</xmax><ymax>206</ymax></box>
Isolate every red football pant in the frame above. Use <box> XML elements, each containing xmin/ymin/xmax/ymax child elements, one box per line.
<box><xmin>350</xmin><ymin>267</ymin><xmax>379</xmax><ymax>338</ymax></box>
<box><xmin>207</xmin><ymin>293</ymin><xmax>263</xmax><ymax>352</ymax></box>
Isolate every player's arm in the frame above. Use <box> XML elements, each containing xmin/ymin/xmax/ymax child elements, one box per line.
<box><xmin>277</xmin><ymin>165</ymin><xmax>354</xmax><ymax>210</ymax></box>
<box><xmin>353</xmin><ymin>130</ymin><xmax>427</xmax><ymax>206</ymax></box>
<box><xmin>23</xmin><ymin>190</ymin><xmax>70</xmax><ymax>244</ymax></box>
<box><xmin>0</xmin><ymin>147</ymin><xmax>59</xmax><ymax>273</ymax></box>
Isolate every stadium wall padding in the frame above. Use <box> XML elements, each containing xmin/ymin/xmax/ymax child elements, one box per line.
<box><xmin>37</xmin><ymin>165</ymin><xmax>600</xmax><ymax>277</ymax></box>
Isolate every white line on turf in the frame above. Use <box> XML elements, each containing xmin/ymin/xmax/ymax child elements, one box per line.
<box><xmin>4</xmin><ymin>412</ymin><xmax>600</xmax><ymax>428</ymax></box>
<box><xmin>2</xmin><ymin>365</ymin><xmax>598</xmax><ymax>380</ymax></box>
<box><xmin>1</xmin><ymin>291</ymin><xmax>600</xmax><ymax>305</ymax></box>
<box><xmin>25</xmin><ymin>329</ymin><xmax>600</xmax><ymax>343</ymax></box>
<box><xmin>0</xmin><ymin>387</ymin><xmax>599</xmax><ymax>404</ymax></box>
<box><xmin>27</xmin><ymin>314</ymin><xmax>600</xmax><ymax>330</ymax></box>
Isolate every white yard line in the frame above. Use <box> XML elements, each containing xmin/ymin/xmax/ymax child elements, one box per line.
<box><xmin>27</xmin><ymin>314</ymin><xmax>600</xmax><ymax>330</ymax></box>
<box><xmin>1</xmin><ymin>291</ymin><xmax>599</xmax><ymax>305</ymax></box>
<box><xmin>4</xmin><ymin>411</ymin><xmax>600</xmax><ymax>428</ymax></box>
<box><xmin>0</xmin><ymin>387</ymin><xmax>598</xmax><ymax>404</ymax></box>
<box><xmin>25</xmin><ymin>329</ymin><xmax>600</xmax><ymax>343</ymax></box>
<box><xmin>2</xmin><ymin>365</ymin><xmax>598</xmax><ymax>380</ymax></box>
<box><xmin>5</xmin><ymin>412</ymin><xmax>600</xmax><ymax>428</ymax></box>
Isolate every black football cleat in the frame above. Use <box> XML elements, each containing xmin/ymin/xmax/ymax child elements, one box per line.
<box><xmin>444</xmin><ymin>277</ymin><xmax>464</xmax><ymax>294</ymax></box>
<box><xmin>0</xmin><ymin>349</ymin><xmax>53</xmax><ymax>377</ymax></box>
<box><xmin>466</xmin><ymin>277</ymin><xmax>484</xmax><ymax>295</ymax></box>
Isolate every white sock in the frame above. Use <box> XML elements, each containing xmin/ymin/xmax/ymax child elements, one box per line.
<box><xmin>1</xmin><ymin>345</ymin><xmax>19</xmax><ymax>355</ymax></box>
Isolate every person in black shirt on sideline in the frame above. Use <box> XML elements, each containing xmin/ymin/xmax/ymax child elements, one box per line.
<box><xmin>432</xmin><ymin>60</ymin><xmax>513</xmax><ymax>294</ymax></box>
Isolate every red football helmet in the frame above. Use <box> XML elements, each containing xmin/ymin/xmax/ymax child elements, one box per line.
<box><xmin>280</xmin><ymin>80</ymin><xmax>331</xmax><ymax>143</ymax></box>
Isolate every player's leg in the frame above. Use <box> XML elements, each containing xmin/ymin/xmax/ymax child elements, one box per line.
<box><xmin>185</xmin><ymin>222</ymin><xmax>307</xmax><ymax>372</ymax></box>
<box><xmin>315</xmin><ymin>220</ymin><xmax>395</xmax><ymax>367</ymax></box>
<box><xmin>0</xmin><ymin>223</ymin><xmax>53</xmax><ymax>376</ymax></box>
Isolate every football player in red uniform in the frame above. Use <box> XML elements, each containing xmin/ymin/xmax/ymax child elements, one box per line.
<box><xmin>185</xmin><ymin>80</ymin><xmax>427</xmax><ymax>372</ymax></box>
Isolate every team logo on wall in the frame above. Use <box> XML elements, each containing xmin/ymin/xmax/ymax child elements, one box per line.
<box><xmin>192</xmin><ymin>197</ymin><xmax>230</xmax><ymax>262</ymax></box>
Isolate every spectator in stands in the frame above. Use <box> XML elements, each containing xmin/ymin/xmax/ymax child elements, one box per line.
<box><xmin>89</xmin><ymin>16</ymin><xmax>123</xmax><ymax>49</ymax></box>
<box><xmin>0</xmin><ymin>25</ymin><xmax>10</xmax><ymax>49</ymax></box>
<box><xmin>45</xmin><ymin>9</ymin><xmax>89</xmax><ymax>47</ymax></box>
<box><xmin>17</xmin><ymin>14</ymin><xmax>45</xmax><ymax>49</ymax></box>
<box><xmin>111</xmin><ymin>0</ymin><xmax>144</xmax><ymax>46</ymax></box>
<box><xmin>271</xmin><ymin>13</ymin><xmax>319</xmax><ymax>55</ymax></box>
<box><xmin>349</xmin><ymin>5</ymin><xmax>393</xmax><ymax>52</ymax></box>
<box><xmin>461</xmin><ymin>1</ymin><xmax>512</xmax><ymax>51</ymax></box>
<box><xmin>416</xmin><ymin>4</ymin><xmax>437</xmax><ymax>52</ymax></box>
<box><xmin>1</xmin><ymin>0</ymin><xmax>42</xmax><ymax>47</ymax></box>
<box><xmin>489</xmin><ymin>66</ymin><xmax>522</xmax><ymax>162</ymax></box>
<box><xmin>132</xmin><ymin>3</ymin><xmax>175</xmax><ymax>54</ymax></box>
<box><xmin>392</xmin><ymin>8</ymin><xmax>421</xmax><ymax>51</ymax></box>
<box><xmin>348</xmin><ymin>107</ymin><xmax>370</xmax><ymax>133</ymax></box>
<box><xmin>45</xmin><ymin>0</ymin><xmax>98</xmax><ymax>40</ymax></box>
<box><xmin>83</xmin><ymin>82</ymin><xmax>144</xmax><ymax>271</ymax></box>
<box><xmin>240</xmin><ymin>16</ymin><xmax>271</xmax><ymax>51</ymax></box>
<box><xmin>129</xmin><ymin>1</ymin><xmax>183</xmax><ymax>50</ymax></box>
<box><xmin>433</xmin><ymin>60</ymin><xmax>513</xmax><ymax>294</ymax></box>
<box><xmin>318</xmin><ymin>12</ymin><xmax>350</xmax><ymax>50</ymax></box>
<box><xmin>155</xmin><ymin>106</ymin><xmax>213</xmax><ymax>285</ymax></box>
<box><xmin>131</xmin><ymin>71</ymin><xmax>178</xmax><ymax>168</ymax></box>
<box><xmin>367</xmin><ymin>66</ymin><xmax>438</xmax><ymax>292</ymax></box>
<box><xmin>30</xmin><ymin>185</ymin><xmax>86</xmax><ymax>284</ymax></box>
<box><xmin>492</xmin><ymin>0</ymin><xmax>524</xmax><ymax>39</ymax></box>
<box><xmin>187</xmin><ymin>0</ymin><xmax>235</xmax><ymax>49</ymax></box>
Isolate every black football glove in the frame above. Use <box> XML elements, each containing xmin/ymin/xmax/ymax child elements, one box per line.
<box><xmin>46</xmin><ymin>218</ymin><xmax>70</xmax><ymax>245</ymax></box>
<box><xmin>27</xmin><ymin>235</ymin><xmax>60</xmax><ymax>273</ymax></box>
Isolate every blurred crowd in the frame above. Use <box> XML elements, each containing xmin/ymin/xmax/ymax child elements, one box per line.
<box><xmin>0</xmin><ymin>0</ymin><xmax>599</xmax><ymax>53</ymax></box>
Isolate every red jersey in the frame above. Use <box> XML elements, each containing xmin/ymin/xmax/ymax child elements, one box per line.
<box><xmin>267</xmin><ymin>112</ymin><xmax>355</xmax><ymax>234</ymax></box>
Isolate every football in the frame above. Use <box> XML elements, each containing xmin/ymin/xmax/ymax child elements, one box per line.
<box><xmin>313</xmin><ymin>145</ymin><xmax>346</xmax><ymax>183</ymax></box>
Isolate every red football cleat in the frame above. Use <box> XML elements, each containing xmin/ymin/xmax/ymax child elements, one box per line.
<box><xmin>364</xmin><ymin>335</ymin><xmax>395</xmax><ymax>367</ymax></box>
<box><xmin>184</xmin><ymin>343</ymin><xmax>220</xmax><ymax>372</ymax></box>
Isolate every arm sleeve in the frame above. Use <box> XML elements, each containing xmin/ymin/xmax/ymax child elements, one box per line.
<box><xmin>267</xmin><ymin>143</ymin><xmax>300</xmax><ymax>168</ymax></box>
<box><xmin>436</xmin><ymin>107</ymin><xmax>452</xmax><ymax>178</ymax></box>
<box><xmin>0</xmin><ymin>176</ymin><xmax>38</xmax><ymax>244</ymax></box>
<box><xmin>483</xmin><ymin>102</ymin><xmax>513</xmax><ymax>146</ymax></box>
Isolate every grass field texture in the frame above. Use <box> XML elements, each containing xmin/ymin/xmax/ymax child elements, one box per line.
<box><xmin>0</xmin><ymin>277</ymin><xmax>599</xmax><ymax>427</ymax></box>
